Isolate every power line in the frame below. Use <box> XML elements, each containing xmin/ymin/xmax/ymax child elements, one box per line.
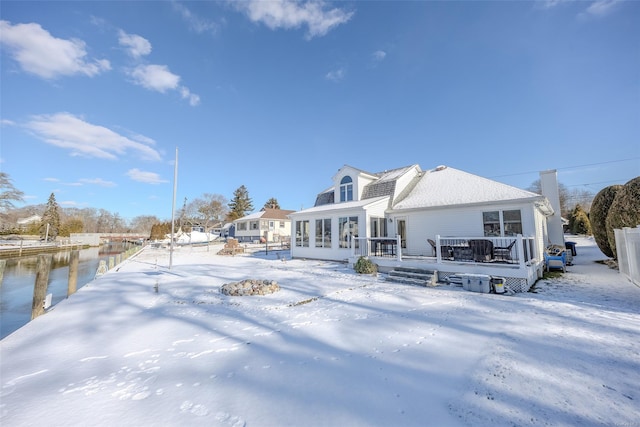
<box><xmin>489</xmin><ymin>157</ymin><xmax>640</xmax><ymax>179</ymax></box>
<box><xmin>565</xmin><ymin>179</ymin><xmax>630</xmax><ymax>188</ymax></box>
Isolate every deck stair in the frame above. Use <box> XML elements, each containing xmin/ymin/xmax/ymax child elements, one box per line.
<box><xmin>386</xmin><ymin>267</ymin><xmax>438</xmax><ymax>287</ymax></box>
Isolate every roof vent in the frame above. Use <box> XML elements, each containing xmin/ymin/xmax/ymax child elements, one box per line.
<box><xmin>435</xmin><ymin>165</ymin><xmax>447</xmax><ymax>171</ymax></box>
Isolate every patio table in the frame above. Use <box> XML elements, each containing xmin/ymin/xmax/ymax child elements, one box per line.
<box><xmin>373</xmin><ymin>239</ymin><xmax>396</xmax><ymax>256</ymax></box>
<box><xmin>451</xmin><ymin>245</ymin><xmax>473</xmax><ymax>261</ymax></box>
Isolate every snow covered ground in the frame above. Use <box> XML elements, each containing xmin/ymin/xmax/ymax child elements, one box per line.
<box><xmin>1</xmin><ymin>236</ymin><xmax>638</xmax><ymax>426</ymax></box>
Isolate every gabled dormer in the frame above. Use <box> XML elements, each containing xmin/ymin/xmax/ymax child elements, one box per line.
<box><xmin>332</xmin><ymin>165</ymin><xmax>378</xmax><ymax>203</ymax></box>
<box><xmin>314</xmin><ymin>164</ymin><xmax>422</xmax><ymax>207</ymax></box>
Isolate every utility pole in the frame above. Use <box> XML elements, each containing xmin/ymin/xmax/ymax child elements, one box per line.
<box><xmin>170</xmin><ymin>147</ymin><xmax>178</xmax><ymax>269</ymax></box>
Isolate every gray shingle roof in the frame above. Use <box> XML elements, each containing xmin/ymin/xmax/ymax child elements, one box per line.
<box><xmin>314</xmin><ymin>164</ymin><xmax>418</xmax><ymax>207</ymax></box>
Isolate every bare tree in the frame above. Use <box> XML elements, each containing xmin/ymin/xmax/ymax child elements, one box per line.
<box><xmin>184</xmin><ymin>193</ymin><xmax>228</xmax><ymax>245</ymax></box>
<box><xmin>130</xmin><ymin>215</ymin><xmax>161</xmax><ymax>235</ymax></box>
<box><xmin>0</xmin><ymin>172</ymin><xmax>24</xmax><ymax>212</ymax></box>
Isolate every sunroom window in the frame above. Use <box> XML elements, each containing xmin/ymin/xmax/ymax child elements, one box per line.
<box><xmin>339</xmin><ymin>216</ymin><xmax>358</xmax><ymax>248</ymax></box>
<box><xmin>315</xmin><ymin>219</ymin><xmax>331</xmax><ymax>248</ymax></box>
<box><xmin>295</xmin><ymin>220</ymin><xmax>309</xmax><ymax>247</ymax></box>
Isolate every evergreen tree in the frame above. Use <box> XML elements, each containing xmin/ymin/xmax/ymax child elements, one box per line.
<box><xmin>228</xmin><ymin>185</ymin><xmax>253</xmax><ymax>220</ymax></box>
<box><xmin>606</xmin><ymin>176</ymin><xmax>640</xmax><ymax>258</ymax></box>
<box><xmin>150</xmin><ymin>221</ymin><xmax>172</xmax><ymax>240</ymax></box>
<box><xmin>590</xmin><ymin>185</ymin><xmax>622</xmax><ymax>258</ymax></box>
<box><xmin>40</xmin><ymin>192</ymin><xmax>61</xmax><ymax>241</ymax></box>
<box><xmin>569</xmin><ymin>204</ymin><xmax>592</xmax><ymax>235</ymax></box>
<box><xmin>263</xmin><ymin>198</ymin><xmax>281</xmax><ymax>210</ymax></box>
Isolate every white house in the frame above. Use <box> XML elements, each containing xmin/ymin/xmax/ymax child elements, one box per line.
<box><xmin>232</xmin><ymin>208</ymin><xmax>295</xmax><ymax>243</ymax></box>
<box><xmin>288</xmin><ymin>164</ymin><xmax>557</xmax><ymax>292</ymax></box>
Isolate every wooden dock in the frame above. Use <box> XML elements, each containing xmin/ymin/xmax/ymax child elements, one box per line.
<box><xmin>0</xmin><ymin>243</ymin><xmax>90</xmax><ymax>259</ymax></box>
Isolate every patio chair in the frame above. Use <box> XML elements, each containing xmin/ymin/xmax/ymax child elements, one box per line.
<box><xmin>494</xmin><ymin>240</ymin><xmax>516</xmax><ymax>261</ymax></box>
<box><xmin>428</xmin><ymin>239</ymin><xmax>437</xmax><ymax>256</ymax></box>
<box><xmin>468</xmin><ymin>239</ymin><xmax>493</xmax><ymax>262</ymax></box>
<box><xmin>544</xmin><ymin>245</ymin><xmax>566</xmax><ymax>272</ymax></box>
<box><xmin>429</xmin><ymin>239</ymin><xmax>453</xmax><ymax>259</ymax></box>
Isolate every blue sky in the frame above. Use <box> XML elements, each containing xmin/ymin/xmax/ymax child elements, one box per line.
<box><xmin>1</xmin><ymin>0</ymin><xmax>638</xmax><ymax>221</ymax></box>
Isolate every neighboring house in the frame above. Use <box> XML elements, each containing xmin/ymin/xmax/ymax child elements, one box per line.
<box><xmin>288</xmin><ymin>164</ymin><xmax>557</xmax><ymax>292</ymax></box>
<box><xmin>221</xmin><ymin>222</ymin><xmax>233</xmax><ymax>239</ymax></box>
<box><xmin>233</xmin><ymin>208</ymin><xmax>296</xmax><ymax>243</ymax></box>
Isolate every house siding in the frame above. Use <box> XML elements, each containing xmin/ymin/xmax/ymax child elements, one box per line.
<box><xmin>396</xmin><ymin>201</ymin><xmax>542</xmax><ymax>257</ymax></box>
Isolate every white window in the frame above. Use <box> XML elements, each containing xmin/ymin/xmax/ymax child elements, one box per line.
<box><xmin>315</xmin><ymin>219</ymin><xmax>331</xmax><ymax>248</ymax></box>
<box><xmin>295</xmin><ymin>220</ymin><xmax>309</xmax><ymax>247</ymax></box>
<box><xmin>339</xmin><ymin>216</ymin><xmax>358</xmax><ymax>248</ymax></box>
<box><xmin>339</xmin><ymin>176</ymin><xmax>353</xmax><ymax>202</ymax></box>
<box><xmin>483</xmin><ymin>210</ymin><xmax>522</xmax><ymax>237</ymax></box>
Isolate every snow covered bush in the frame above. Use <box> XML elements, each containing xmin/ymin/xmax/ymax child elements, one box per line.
<box><xmin>354</xmin><ymin>257</ymin><xmax>377</xmax><ymax>275</ymax></box>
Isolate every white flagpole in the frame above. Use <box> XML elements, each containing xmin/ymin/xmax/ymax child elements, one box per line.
<box><xmin>170</xmin><ymin>147</ymin><xmax>178</xmax><ymax>269</ymax></box>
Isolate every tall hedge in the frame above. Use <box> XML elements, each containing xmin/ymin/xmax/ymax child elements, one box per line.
<box><xmin>590</xmin><ymin>185</ymin><xmax>622</xmax><ymax>258</ymax></box>
<box><xmin>606</xmin><ymin>177</ymin><xmax>640</xmax><ymax>258</ymax></box>
<box><xmin>569</xmin><ymin>204</ymin><xmax>591</xmax><ymax>235</ymax></box>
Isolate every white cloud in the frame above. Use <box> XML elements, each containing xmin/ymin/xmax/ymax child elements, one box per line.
<box><xmin>25</xmin><ymin>112</ymin><xmax>162</xmax><ymax>161</ymax></box>
<box><xmin>128</xmin><ymin>64</ymin><xmax>180</xmax><ymax>93</ymax></box>
<box><xmin>537</xmin><ymin>0</ymin><xmax>570</xmax><ymax>9</ymax></box>
<box><xmin>584</xmin><ymin>0</ymin><xmax>621</xmax><ymax>16</ymax></box>
<box><xmin>79</xmin><ymin>178</ymin><xmax>117</xmax><ymax>187</ymax></box>
<box><xmin>126</xmin><ymin>169</ymin><xmax>168</xmax><ymax>184</ymax></box>
<box><xmin>0</xmin><ymin>20</ymin><xmax>111</xmax><ymax>79</ymax></box>
<box><xmin>172</xmin><ymin>1</ymin><xmax>220</xmax><ymax>35</ymax></box>
<box><xmin>43</xmin><ymin>177</ymin><xmax>60</xmax><ymax>182</ymax></box>
<box><xmin>372</xmin><ymin>50</ymin><xmax>386</xmax><ymax>62</ymax></box>
<box><xmin>118</xmin><ymin>30</ymin><xmax>152</xmax><ymax>58</ymax></box>
<box><xmin>180</xmin><ymin>86</ymin><xmax>201</xmax><ymax>106</ymax></box>
<box><xmin>127</xmin><ymin>64</ymin><xmax>201</xmax><ymax>106</ymax></box>
<box><xmin>325</xmin><ymin>67</ymin><xmax>345</xmax><ymax>82</ymax></box>
<box><xmin>235</xmin><ymin>0</ymin><xmax>353</xmax><ymax>39</ymax></box>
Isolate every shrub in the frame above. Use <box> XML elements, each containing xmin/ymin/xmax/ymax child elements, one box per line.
<box><xmin>354</xmin><ymin>256</ymin><xmax>377</xmax><ymax>275</ymax></box>
<box><xmin>569</xmin><ymin>204</ymin><xmax>592</xmax><ymax>235</ymax></box>
<box><xmin>606</xmin><ymin>177</ymin><xmax>640</xmax><ymax>259</ymax></box>
<box><xmin>590</xmin><ymin>185</ymin><xmax>622</xmax><ymax>258</ymax></box>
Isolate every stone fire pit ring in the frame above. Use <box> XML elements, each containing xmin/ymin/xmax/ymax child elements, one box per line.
<box><xmin>220</xmin><ymin>279</ymin><xmax>280</xmax><ymax>296</ymax></box>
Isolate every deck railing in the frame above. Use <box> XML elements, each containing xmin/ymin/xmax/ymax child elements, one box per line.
<box><xmin>355</xmin><ymin>234</ymin><xmax>537</xmax><ymax>266</ymax></box>
<box><xmin>436</xmin><ymin>235</ymin><xmax>535</xmax><ymax>266</ymax></box>
<box><xmin>353</xmin><ymin>236</ymin><xmax>401</xmax><ymax>260</ymax></box>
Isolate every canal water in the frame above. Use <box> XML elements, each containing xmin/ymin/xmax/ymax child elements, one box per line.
<box><xmin>0</xmin><ymin>243</ymin><xmax>135</xmax><ymax>340</ymax></box>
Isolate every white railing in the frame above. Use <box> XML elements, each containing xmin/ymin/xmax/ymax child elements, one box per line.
<box><xmin>614</xmin><ymin>226</ymin><xmax>640</xmax><ymax>287</ymax></box>
<box><xmin>354</xmin><ymin>236</ymin><xmax>402</xmax><ymax>261</ymax></box>
<box><xmin>357</xmin><ymin>234</ymin><xmax>536</xmax><ymax>267</ymax></box>
<box><xmin>435</xmin><ymin>235</ymin><xmax>535</xmax><ymax>266</ymax></box>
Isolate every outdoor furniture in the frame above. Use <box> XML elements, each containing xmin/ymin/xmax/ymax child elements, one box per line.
<box><xmin>544</xmin><ymin>245</ymin><xmax>567</xmax><ymax>272</ymax></box>
<box><xmin>374</xmin><ymin>238</ymin><xmax>396</xmax><ymax>256</ymax></box>
<box><xmin>494</xmin><ymin>240</ymin><xmax>516</xmax><ymax>261</ymax></box>
<box><xmin>428</xmin><ymin>239</ymin><xmax>437</xmax><ymax>256</ymax></box>
<box><xmin>429</xmin><ymin>239</ymin><xmax>453</xmax><ymax>259</ymax></box>
<box><xmin>468</xmin><ymin>239</ymin><xmax>494</xmax><ymax>262</ymax></box>
<box><xmin>451</xmin><ymin>245</ymin><xmax>473</xmax><ymax>261</ymax></box>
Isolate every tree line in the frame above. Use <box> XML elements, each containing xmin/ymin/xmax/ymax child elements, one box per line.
<box><xmin>1</xmin><ymin>173</ymin><xmax>281</xmax><ymax>241</ymax></box>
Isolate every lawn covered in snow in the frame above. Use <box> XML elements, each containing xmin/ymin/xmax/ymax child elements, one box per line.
<box><xmin>1</xmin><ymin>236</ymin><xmax>638</xmax><ymax>426</ymax></box>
